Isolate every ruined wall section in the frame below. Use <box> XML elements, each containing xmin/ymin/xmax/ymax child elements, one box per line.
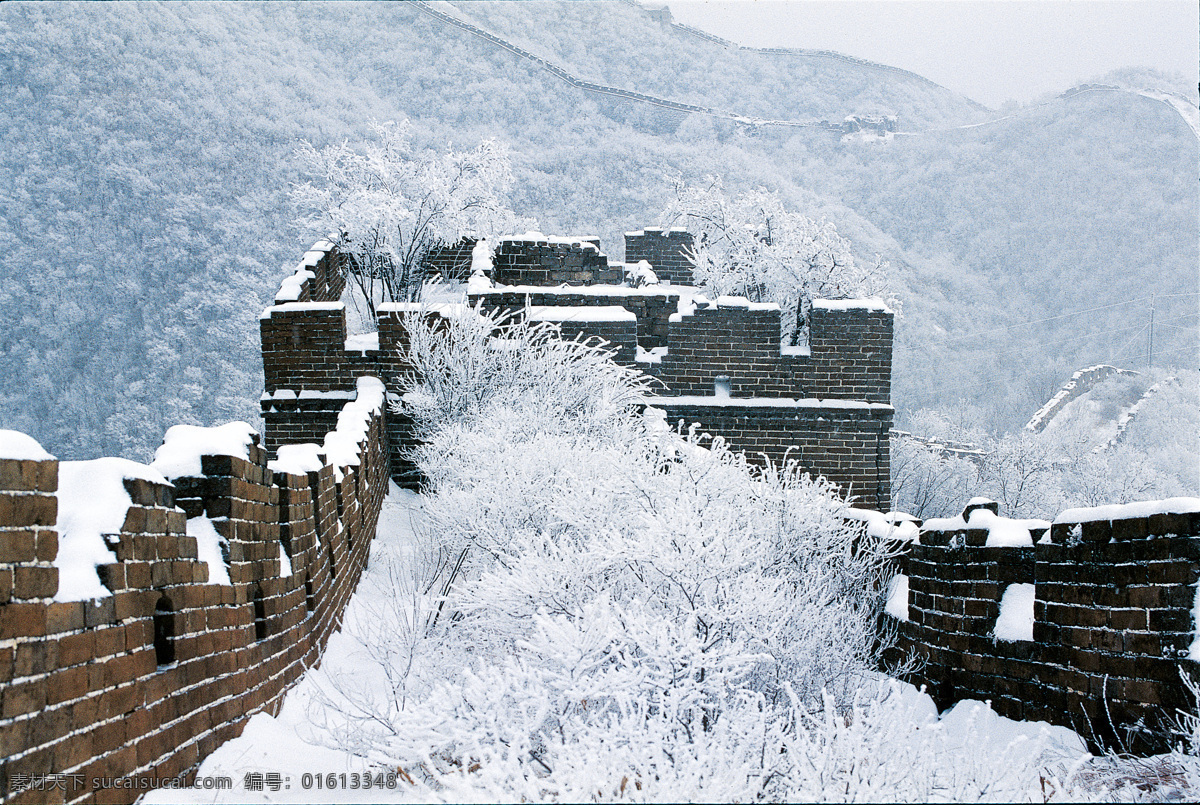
<box><xmin>260</xmin><ymin>242</ymin><xmax>415</xmax><ymax>483</ymax></box>
<box><xmin>0</xmin><ymin>391</ymin><xmax>389</xmax><ymax>804</ymax></box>
<box><xmin>623</xmin><ymin>228</ymin><xmax>694</xmax><ymax>285</ymax></box>
<box><xmin>265</xmin><ymin>239</ymin><xmax>894</xmax><ymax>506</ymax></box>
<box><xmin>490</xmin><ymin>236</ymin><xmax>622</xmax><ymax>287</ymax></box>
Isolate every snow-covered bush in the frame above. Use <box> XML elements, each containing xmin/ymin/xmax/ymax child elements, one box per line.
<box><xmin>395</xmin><ymin>304</ymin><xmax>650</xmax><ymax>441</ymax></box>
<box><xmin>313</xmin><ymin>308</ymin><xmax>914</xmax><ymax>797</ymax></box>
<box><xmin>890</xmin><ymin>434</ymin><xmax>979</xmax><ymax>519</ymax></box>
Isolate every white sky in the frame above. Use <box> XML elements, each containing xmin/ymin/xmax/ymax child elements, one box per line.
<box><xmin>667</xmin><ymin>1</ymin><xmax>1199</xmax><ymax>107</ymax></box>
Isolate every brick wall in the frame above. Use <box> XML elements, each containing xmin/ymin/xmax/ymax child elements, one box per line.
<box><xmin>801</xmin><ymin>303</ymin><xmax>893</xmax><ymax>404</ymax></box>
<box><xmin>653</xmin><ymin>301</ymin><xmax>784</xmax><ymax>396</ymax></box>
<box><xmin>651</xmin><ymin>299</ymin><xmax>892</xmax><ymax>403</ymax></box>
<box><xmin>470</xmin><ymin>288</ymin><xmax>680</xmax><ymax>349</ymax></box>
<box><xmin>259</xmin><ymin>250</ymin><xmax>415</xmax><ymax>482</ymax></box>
<box><xmin>649</xmin><ymin>401</ymin><xmax>892</xmax><ymax>509</ymax></box>
<box><xmin>0</xmin><ymin>398</ymin><xmax>389</xmax><ymax>804</ymax></box>
<box><xmin>0</xmin><ymin>457</ymin><xmax>58</xmax><ymax>604</ymax></box>
<box><xmin>888</xmin><ymin>503</ymin><xmax>1200</xmax><ymax>752</ymax></box>
<box><xmin>623</xmin><ymin>228</ymin><xmax>695</xmax><ymax>285</ymax></box>
<box><xmin>491</xmin><ymin>237</ymin><xmax>623</xmax><ymax>287</ymax></box>
<box><xmin>526</xmin><ymin>307</ymin><xmax>639</xmax><ymax>366</ymax></box>
<box><xmin>419</xmin><ymin>238</ymin><xmax>477</xmax><ymax>282</ymax></box>
<box><xmin>273</xmin><ymin>241</ymin><xmax>345</xmax><ymax>305</ymax></box>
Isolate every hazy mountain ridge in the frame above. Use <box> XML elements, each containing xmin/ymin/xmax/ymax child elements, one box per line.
<box><xmin>1037</xmin><ymin>368</ymin><xmax>1199</xmax><ymax>493</ymax></box>
<box><xmin>439</xmin><ymin>0</ymin><xmax>989</xmax><ymax>129</ymax></box>
<box><xmin>0</xmin><ymin>1</ymin><xmax>1193</xmax><ymax>460</ymax></box>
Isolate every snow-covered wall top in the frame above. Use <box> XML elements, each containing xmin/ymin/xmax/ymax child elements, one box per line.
<box><xmin>1053</xmin><ymin>496</ymin><xmax>1200</xmax><ymax>525</ymax></box>
<box><xmin>0</xmin><ymin>429</ymin><xmax>55</xmax><ymax>461</ymax></box>
<box><xmin>0</xmin><ymin>377</ymin><xmax>392</xmax><ymax>801</ymax></box>
<box><xmin>892</xmin><ymin>495</ymin><xmax>1200</xmax><ymax>752</ymax></box>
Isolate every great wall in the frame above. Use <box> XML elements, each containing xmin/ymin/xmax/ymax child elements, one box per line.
<box><xmin>1</xmin><ymin>228</ymin><xmax>1198</xmax><ymax>801</ymax></box>
<box><xmin>412</xmin><ymin>1</ymin><xmax>908</xmax><ymax>135</ymax></box>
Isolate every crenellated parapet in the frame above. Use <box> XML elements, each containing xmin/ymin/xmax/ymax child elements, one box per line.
<box><xmin>886</xmin><ymin>498</ymin><xmax>1200</xmax><ymax>752</ymax></box>
<box><xmin>0</xmin><ymin>378</ymin><xmax>389</xmax><ymax>803</ymax></box>
<box><xmin>266</xmin><ymin>234</ymin><xmax>895</xmax><ymax>507</ymax></box>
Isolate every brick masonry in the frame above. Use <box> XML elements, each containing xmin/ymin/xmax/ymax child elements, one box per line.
<box><xmin>490</xmin><ymin>237</ymin><xmax>623</xmax><ymax>287</ymax></box>
<box><xmin>643</xmin><ymin>298</ymin><xmax>894</xmax><ymax>508</ymax></box>
<box><xmin>468</xmin><ymin>289</ymin><xmax>680</xmax><ymax>350</ymax></box>
<box><xmin>0</xmin><ymin>400</ymin><xmax>389</xmax><ymax>803</ymax></box>
<box><xmin>623</xmin><ymin>228</ymin><xmax>695</xmax><ymax>285</ymax></box>
<box><xmin>649</xmin><ymin>302</ymin><xmax>891</xmax><ymax>403</ymax></box>
<box><xmin>886</xmin><ymin>506</ymin><xmax>1200</xmax><ymax>752</ymax></box>
<box><xmin>265</xmin><ymin>236</ymin><xmax>894</xmax><ymax>506</ymax></box>
<box><xmin>260</xmin><ymin>244</ymin><xmax>415</xmax><ymax>482</ymax></box>
<box><xmin>419</xmin><ymin>238</ymin><xmax>477</xmax><ymax>282</ymax></box>
<box><xmin>654</xmin><ymin>403</ymin><xmax>892</xmax><ymax>507</ymax></box>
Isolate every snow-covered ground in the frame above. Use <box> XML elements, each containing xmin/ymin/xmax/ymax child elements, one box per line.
<box><xmin>146</xmin><ymin>484</ymin><xmax>427</xmax><ymax>804</ymax></box>
<box><xmin>144</xmin><ymin>485</ymin><xmax>1115</xmax><ymax>804</ymax></box>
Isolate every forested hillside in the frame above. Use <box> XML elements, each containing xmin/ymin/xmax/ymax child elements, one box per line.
<box><xmin>0</xmin><ymin>0</ymin><xmax>1195</xmax><ymax>460</ymax></box>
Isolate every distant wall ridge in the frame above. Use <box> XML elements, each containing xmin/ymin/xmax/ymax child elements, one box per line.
<box><xmin>411</xmin><ymin>0</ymin><xmax>903</xmax><ymax>132</ymax></box>
<box><xmin>1024</xmin><ymin>364</ymin><xmax>1139</xmax><ymax>433</ymax></box>
<box><xmin>615</xmin><ymin>0</ymin><xmax>981</xmax><ymax>109</ymax></box>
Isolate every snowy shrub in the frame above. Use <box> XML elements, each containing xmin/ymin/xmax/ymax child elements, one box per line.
<box><xmin>395</xmin><ymin>304</ymin><xmax>651</xmax><ymax>441</ymax></box>
<box><xmin>275</xmin><ymin>313</ymin><xmax>1175</xmax><ymax>802</ymax></box>
<box><xmin>890</xmin><ymin>433</ymin><xmax>979</xmax><ymax>518</ymax></box>
<box><xmin>305</xmin><ymin>307</ymin><xmax>929</xmax><ymax>797</ymax></box>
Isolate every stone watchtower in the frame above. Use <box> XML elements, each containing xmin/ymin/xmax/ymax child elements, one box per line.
<box><xmin>261</xmin><ymin>230</ymin><xmax>894</xmax><ymax>507</ymax></box>
<box><xmin>466</xmin><ymin>228</ymin><xmax>895</xmax><ymax>508</ymax></box>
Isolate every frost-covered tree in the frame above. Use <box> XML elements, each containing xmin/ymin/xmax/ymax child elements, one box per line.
<box><xmin>893</xmin><ymin>407</ymin><xmax>1185</xmax><ymax>520</ymax></box>
<box><xmin>663</xmin><ymin>177</ymin><xmax>892</xmax><ymax>344</ymax></box>
<box><xmin>291</xmin><ymin>121</ymin><xmax>532</xmax><ymax>319</ymax></box>
<box><xmin>891</xmin><ymin>436</ymin><xmax>979</xmax><ymax>518</ymax></box>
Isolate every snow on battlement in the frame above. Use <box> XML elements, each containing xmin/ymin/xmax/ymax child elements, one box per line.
<box><xmin>0</xmin><ymin>429</ymin><xmax>55</xmax><ymax>461</ymax></box>
<box><xmin>812</xmin><ymin>297</ymin><xmax>893</xmax><ymax>314</ymax></box>
<box><xmin>527</xmin><ymin>305</ymin><xmax>636</xmax><ymax>323</ymax></box>
<box><xmin>152</xmin><ymin>421</ymin><xmax>260</xmax><ymax>480</ymax></box>
<box><xmin>892</xmin><ymin>496</ymin><xmax>1200</xmax><ymax>750</ymax></box>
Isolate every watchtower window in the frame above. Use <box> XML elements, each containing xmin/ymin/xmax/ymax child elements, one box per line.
<box><xmin>714</xmin><ymin>375</ymin><xmax>732</xmax><ymax>398</ymax></box>
<box><xmin>253</xmin><ymin>585</ymin><xmax>267</xmax><ymax>641</ymax></box>
<box><xmin>304</xmin><ymin>575</ymin><xmax>315</xmax><ymax>614</ymax></box>
<box><xmin>153</xmin><ymin>596</ymin><xmax>176</xmax><ymax>667</ymax></box>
